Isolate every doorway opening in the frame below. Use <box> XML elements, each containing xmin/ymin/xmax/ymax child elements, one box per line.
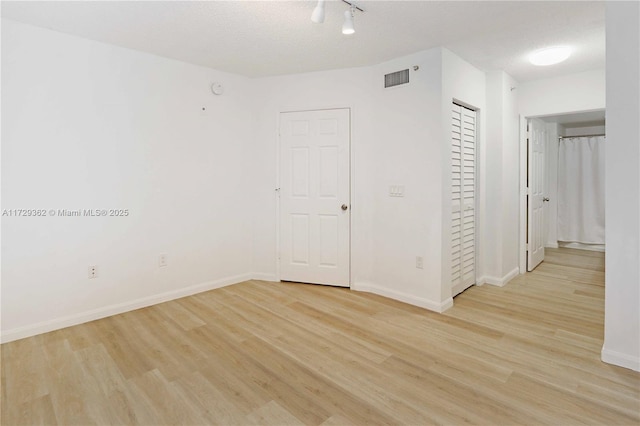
<box><xmin>519</xmin><ymin>109</ymin><xmax>606</xmax><ymax>272</ymax></box>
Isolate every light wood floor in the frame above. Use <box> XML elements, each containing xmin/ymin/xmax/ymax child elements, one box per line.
<box><xmin>2</xmin><ymin>248</ymin><xmax>639</xmax><ymax>425</ymax></box>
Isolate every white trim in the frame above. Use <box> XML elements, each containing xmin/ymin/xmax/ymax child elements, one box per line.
<box><xmin>519</xmin><ymin>109</ymin><xmax>607</xmax><ymax>274</ymax></box>
<box><xmin>352</xmin><ymin>281</ymin><xmax>453</xmax><ymax>313</ymax></box>
<box><xmin>349</xmin><ymin>107</ymin><xmax>355</xmax><ymax>289</ymax></box>
<box><xmin>601</xmin><ymin>346</ymin><xmax>640</xmax><ymax>372</ymax></box>
<box><xmin>558</xmin><ymin>242</ymin><xmax>605</xmax><ymax>252</ymax></box>
<box><xmin>519</xmin><ymin>115</ymin><xmax>528</xmax><ymax>274</ymax></box>
<box><xmin>0</xmin><ymin>273</ymin><xmax>253</xmax><ymax>344</ymax></box>
<box><xmin>275</xmin><ymin>110</ymin><xmax>282</xmax><ymax>283</ymax></box>
<box><xmin>252</xmin><ymin>273</ymin><xmax>278</xmax><ymax>282</ymax></box>
<box><xmin>478</xmin><ymin>267</ymin><xmax>520</xmax><ymax>287</ymax></box>
<box><xmin>545</xmin><ymin>242</ymin><xmax>559</xmax><ymax>249</ymax></box>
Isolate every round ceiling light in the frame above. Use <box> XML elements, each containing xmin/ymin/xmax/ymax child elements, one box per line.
<box><xmin>529</xmin><ymin>46</ymin><xmax>572</xmax><ymax>66</ymax></box>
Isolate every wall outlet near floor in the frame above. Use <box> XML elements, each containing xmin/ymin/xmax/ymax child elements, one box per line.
<box><xmin>159</xmin><ymin>254</ymin><xmax>168</xmax><ymax>268</ymax></box>
<box><xmin>416</xmin><ymin>256</ymin><xmax>424</xmax><ymax>269</ymax></box>
<box><xmin>88</xmin><ymin>265</ymin><xmax>98</xmax><ymax>279</ymax></box>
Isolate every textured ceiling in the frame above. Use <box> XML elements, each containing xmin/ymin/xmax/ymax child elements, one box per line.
<box><xmin>1</xmin><ymin>1</ymin><xmax>605</xmax><ymax>82</ymax></box>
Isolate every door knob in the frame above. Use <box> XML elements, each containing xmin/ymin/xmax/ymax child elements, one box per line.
<box><xmin>543</xmin><ymin>197</ymin><xmax>550</xmax><ymax>202</ymax></box>
<box><xmin>341</xmin><ymin>204</ymin><xmax>348</xmax><ymax>211</ymax></box>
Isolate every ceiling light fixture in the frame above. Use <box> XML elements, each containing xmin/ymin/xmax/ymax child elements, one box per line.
<box><xmin>311</xmin><ymin>0</ymin><xmax>363</xmax><ymax>35</ymax></box>
<box><xmin>311</xmin><ymin>0</ymin><xmax>325</xmax><ymax>24</ymax></box>
<box><xmin>342</xmin><ymin>6</ymin><xmax>355</xmax><ymax>35</ymax></box>
<box><xmin>529</xmin><ymin>46</ymin><xmax>572</xmax><ymax>66</ymax></box>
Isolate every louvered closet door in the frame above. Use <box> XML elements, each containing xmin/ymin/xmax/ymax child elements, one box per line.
<box><xmin>451</xmin><ymin>104</ymin><xmax>476</xmax><ymax>297</ymax></box>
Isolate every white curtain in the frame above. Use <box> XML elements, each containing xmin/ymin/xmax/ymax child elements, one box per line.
<box><xmin>557</xmin><ymin>136</ymin><xmax>605</xmax><ymax>244</ymax></box>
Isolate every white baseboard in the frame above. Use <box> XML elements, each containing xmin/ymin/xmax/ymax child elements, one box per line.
<box><xmin>352</xmin><ymin>281</ymin><xmax>453</xmax><ymax>313</ymax></box>
<box><xmin>0</xmin><ymin>273</ymin><xmax>253</xmax><ymax>344</ymax></box>
<box><xmin>601</xmin><ymin>346</ymin><xmax>640</xmax><ymax>372</ymax></box>
<box><xmin>558</xmin><ymin>241</ymin><xmax>605</xmax><ymax>252</ymax></box>
<box><xmin>479</xmin><ymin>267</ymin><xmax>520</xmax><ymax>287</ymax></box>
<box><xmin>252</xmin><ymin>273</ymin><xmax>278</xmax><ymax>282</ymax></box>
<box><xmin>545</xmin><ymin>242</ymin><xmax>559</xmax><ymax>249</ymax></box>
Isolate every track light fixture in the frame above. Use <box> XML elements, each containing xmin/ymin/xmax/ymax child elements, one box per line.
<box><xmin>310</xmin><ymin>0</ymin><xmax>364</xmax><ymax>35</ymax></box>
<box><xmin>342</xmin><ymin>6</ymin><xmax>355</xmax><ymax>35</ymax></box>
<box><xmin>311</xmin><ymin>0</ymin><xmax>325</xmax><ymax>24</ymax></box>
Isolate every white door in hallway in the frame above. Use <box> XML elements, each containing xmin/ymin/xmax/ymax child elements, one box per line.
<box><xmin>527</xmin><ymin>118</ymin><xmax>546</xmax><ymax>271</ymax></box>
<box><xmin>279</xmin><ymin>109</ymin><xmax>350</xmax><ymax>287</ymax></box>
<box><xmin>451</xmin><ymin>104</ymin><xmax>477</xmax><ymax>296</ymax></box>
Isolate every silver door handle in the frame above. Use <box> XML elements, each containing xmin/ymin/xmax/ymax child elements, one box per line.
<box><xmin>341</xmin><ymin>204</ymin><xmax>348</xmax><ymax>211</ymax></box>
<box><xmin>543</xmin><ymin>197</ymin><xmax>550</xmax><ymax>202</ymax></box>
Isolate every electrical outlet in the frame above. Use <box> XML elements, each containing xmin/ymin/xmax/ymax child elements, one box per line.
<box><xmin>389</xmin><ymin>185</ymin><xmax>405</xmax><ymax>197</ymax></box>
<box><xmin>88</xmin><ymin>265</ymin><xmax>98</xmax><ymax>279</ymax></box>
<box><xmin>415</xmin><ymin>256</ymin><xmax>424</xmax><ymax>269</ymax></box>
<box><xmin>159</xmin><ymin>254</ymin><xmax>168</xmax><ymax>268</ymax></box>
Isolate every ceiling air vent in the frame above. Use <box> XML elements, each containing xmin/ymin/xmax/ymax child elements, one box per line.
<box><xmin>384</xmin><ymin>69</ymin><xmax>410</xmax><ymax>88</ymax></box>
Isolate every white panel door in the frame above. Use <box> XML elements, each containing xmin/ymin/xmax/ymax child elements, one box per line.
<box><xmin>451</xmin><ymin>104</ymin><xmax>476</xmax><ymax>296</ymax></box>
<box><xmin>279</xmin><ymin>109</ymin><xmax>350</xmax><ymax>287</ymax></box>
<box><xmin>527</xmin><ymin>118</ymin><xmax>546</xmax><ymax>271</ymax></box>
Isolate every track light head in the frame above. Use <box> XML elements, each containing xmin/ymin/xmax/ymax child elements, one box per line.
<box><xmin>311</xmin><ymin>0</ymin><xmax>325</xmax><ymax>24</ymax></box>
<box><xmin>312</xmin><ymin>0</ymin><xmax>362</xmax><ymax>34</ymax></box>
<box><xmin>342</xmin><ymin>7</ymin><xmax>355</xmax><ymax>35</ymax></box>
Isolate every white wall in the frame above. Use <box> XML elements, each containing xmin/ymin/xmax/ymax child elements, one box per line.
<box><xmin>500</xmin><ymin>73</ymin><xmax>521</xmax><ymax>282</ymax></box>
<box><xmin>368</xmin><ymin>49</ymin><xmax>446</xmax><ymax>309</ymax></box>
<box><xmin>249</xmin><ymin>65</ymin><xmax>377</xmax><ymax>288</ymax></box>
<box><xmin>1</xmin><ymin>20</ymin><xmax>254</xmax><ymax>341</ymax></box>
<box><xmin>518</xmin><ymin>69</ymin><xmax>606</xmax><ymax>118</ymax></box>
<box><xmin>484</xmin><ymin>72</ymin><xmax>504</xmax><ymax>278</ymax></box>
<box><xmin>483</xmin><ymin>71</ymin><xmax>520</xmax><ymax>285</ymax></box>
<box><xmin>602</xmin><ymin>1</ymin><xmax>640</xmax><ymax>372</ymax></box>
<box><xmin>252</xmin><ymin>48</ymin><xmax>487</xmax><ymax>312</ymax></box>
<box><xmin>440</xmin><ymin>49</ymin><xmax>489</xmax><ymax>293</ymax></box>
<box><xmin>251</xmin><ymin>49</ymin><xmax>449</xmax><ymax>310</ymax></box>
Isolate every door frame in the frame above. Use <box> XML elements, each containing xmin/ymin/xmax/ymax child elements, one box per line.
<box><xmin>526</xmin><ymin>117</ymin><xmax>548</xmax><ymax>271</ymax></box>
<box><xmin>519</xmin><ymin>115</ymin><xmax>546</xmax><ymax>273</ymax></box>
<box><xmin>518</xmin><ymin>108</ymin><xmax>606</xmax><ymax>273</ymax></box>
<box><xmin>275</xmin><ymin>106</ymin><xmax>353</xmax><ymax>287</ymax></box>
<box><xmin>518</xmin><ymin>115</ymin><xmax>528</xmax><ymax>273</ymax></box>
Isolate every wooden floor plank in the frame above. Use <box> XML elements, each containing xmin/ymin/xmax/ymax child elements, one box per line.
<box><xmin>2</xmin><ymin>248</ymin><xmax>639</xmax><ymax>425</ymax></box>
